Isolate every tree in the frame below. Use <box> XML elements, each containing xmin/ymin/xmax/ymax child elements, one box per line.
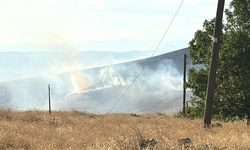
<box><xmin>186</xmin><ymin>0</ymin><xmax>250</xmax><ymax>123</ymax></box>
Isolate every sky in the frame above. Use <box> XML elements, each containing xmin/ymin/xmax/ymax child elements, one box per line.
<box><xmin>0</xmin><ymin>0</ymin><xmax>231</xmax><ymax>54</ymax></box>
<box><xmin>0</xmin><ymin>0</ymin><xmax>231</xmax><ymax>112</ymax></box>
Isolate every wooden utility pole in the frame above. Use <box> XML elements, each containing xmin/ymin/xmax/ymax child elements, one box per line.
<box><xmin>204</xmin><ymin>0</ymin><xmax>225</xmax><ymax>127</ymax></box>
<box><xmin>183</xmin><ymin>54</ymin><xmax>187</xmax><ymax>115</ymax></box>
<box><xmin>48</xmin><ymin>84</ymin><xmax>51</xmax><ymax>114</ymax></box>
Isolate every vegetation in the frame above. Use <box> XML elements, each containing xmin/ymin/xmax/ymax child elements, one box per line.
<box><xmin>186</xmin><ymin>0</ymin><xmax>250</xmax><ymax>121</ymax></box>
<box><xmin>0</xmin><ymin>109</ymin><xmax>249</xmax><ymax>149</ymax></box>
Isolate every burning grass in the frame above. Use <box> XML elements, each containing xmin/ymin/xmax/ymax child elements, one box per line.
<box><xmin>0</xmin><ymin>109</ymin><xmax>249</xmax><ymax>149</ymax></box>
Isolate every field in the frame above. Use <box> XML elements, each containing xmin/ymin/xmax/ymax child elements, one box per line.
<box><xmin>0</xmin><ymin>109</ymin><xmax>249</xmax><ymax>150</ymax></box>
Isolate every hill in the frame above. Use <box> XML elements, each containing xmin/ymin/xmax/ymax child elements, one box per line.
<box><xmin>84</xmin><ymin>48</ymin><xmax>190</xmax><ymax>73</ymax></box>
<box><xmin>0</xmin><ymin>48</ymin><xmax>192</xmax><ymax>114</ymax></box>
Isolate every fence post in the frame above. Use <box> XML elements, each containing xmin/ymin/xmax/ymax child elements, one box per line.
<box><xmin>247</xmin><ymin>115</ymin><xmax>250</xmax><ymax>126</ymax></box>
<box><xmin>183</xmin><ymin>54</ymin><xmax>187</xmax><ymax>115</ymax></box>
<box><xmin>48</xmin><ymin>84</ymin><xmax>51</xmax><ymax>114</ymax></box>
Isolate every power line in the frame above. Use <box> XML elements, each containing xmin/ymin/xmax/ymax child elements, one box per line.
<box><xmin>87</xmin><ymin>0</ymin><xmax>185</xmax><ymax>131</ymax></box>
<box><xmin>150</xmin><ymin>0</ymin><xmax>184</xmax><ymax>58</ymax></box>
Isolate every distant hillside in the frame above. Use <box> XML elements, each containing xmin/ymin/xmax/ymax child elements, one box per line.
<box><xmin>0</xmin><ymin>50</ymin><xmax>151</xmax><ymax>81</ymax></box>
<box><xmin>84</xmin><ymin>48</ymin><xmax>190</xmax><ymax>74</ymax></box>
<box><xmin>137</xmin><ymin>48</ymin><xmax>190</xmax><ymax>70</ymax></box>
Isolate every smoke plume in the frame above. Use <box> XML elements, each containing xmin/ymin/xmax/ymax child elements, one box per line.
<box><xmin>0</xmin><ymin>48</ymin><xmax>191</xmax><ymax>114</ymax></box>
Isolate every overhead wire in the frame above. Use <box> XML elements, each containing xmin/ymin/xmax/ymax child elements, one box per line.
<box><xmin>86</xmin><ymin>0</ymin><xmax>185</xmax><ymax>131</ymax></box>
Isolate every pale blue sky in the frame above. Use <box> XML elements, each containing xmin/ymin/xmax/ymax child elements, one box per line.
<box><xmin>0</xmin><ymin>0</ymin><xmax>231</xmax><ymax>54</ymax></box>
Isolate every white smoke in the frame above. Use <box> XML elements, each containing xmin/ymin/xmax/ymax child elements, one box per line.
<box><xmin>52</xmin><ymin>60</ymin><xmax>189</xmax><ymax>114</ymax></box>
<box><xmin>0</xmin><ymin>49</ymin><xmax>191</xmax><ymax>114</ymax></box>
<box><xmin>99</xmin><ymin>67</ymin><xmax>126</xmax><ymax>87</ymax></box>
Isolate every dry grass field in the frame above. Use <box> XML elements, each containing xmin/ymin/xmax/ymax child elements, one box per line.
<box><xmin>0</xmin><ymin>109</ymin><xmax>249</xmax><ymax>150</ymax></box>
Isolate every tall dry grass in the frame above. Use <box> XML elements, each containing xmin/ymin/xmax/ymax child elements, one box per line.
<box><xmin>0</xmin><ymin>109</ymin><xmax>249</xmax><ymax>150</ymax></box>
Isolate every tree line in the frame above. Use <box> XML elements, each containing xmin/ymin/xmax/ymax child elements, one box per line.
<box><xmin>185</xmin><ymin>0</ymin><xmax>250</xmax><ymax>124</ymax></box>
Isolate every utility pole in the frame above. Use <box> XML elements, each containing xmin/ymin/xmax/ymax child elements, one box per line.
<box><xmin>48</xmin><ymin>84</ymin><xmax>51</xmax><ymax>114</ymax></box>
<box><xmin>204</xmin><ymin>0</ymin><xmax>225</xmax><ymax>128</ymax></box>
<box><xmin>183</xmin><ymin>54</ymin><xmax>187</xmax><ymax>115</ymax></box>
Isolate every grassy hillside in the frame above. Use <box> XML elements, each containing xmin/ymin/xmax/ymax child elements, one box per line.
<box><xmin>0</xmin><ymin>109</ymin><xmax>249</xmax><ymax>150</ymax></box>
<box><xmin>85</xmin><ymin>48</ymin><xmax>190</xmax><ymax>74</ymax></box>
